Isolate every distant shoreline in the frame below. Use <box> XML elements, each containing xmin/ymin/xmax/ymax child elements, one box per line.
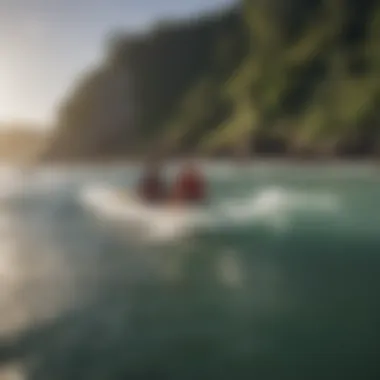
<box><xmin>24</xmin><ymin>155</ymin><xmax>380</xmax><ymax>169</ymax></box>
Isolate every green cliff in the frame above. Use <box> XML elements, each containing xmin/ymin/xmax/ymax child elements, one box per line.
<box><xmin>43</xmin><ymin>0</ymin><xmax>380</xmax><ymax>160</ymax></box>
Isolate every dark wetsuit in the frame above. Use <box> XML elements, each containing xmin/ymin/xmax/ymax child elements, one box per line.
<box><xmin>138</xmin><ymin>174</ymin><xmax>166</xmax><ymax>203</ymax></box>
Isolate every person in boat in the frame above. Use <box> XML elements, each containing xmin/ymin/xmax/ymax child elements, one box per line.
<box><xmin>137</xmin><ymin>160</ymin><xmax>167</xmax><ymax>203</ymax></box>
<box><xmin>171</xmin><ymin>160</ymin><xmax>206</xmax><ymax>205</ymax></box>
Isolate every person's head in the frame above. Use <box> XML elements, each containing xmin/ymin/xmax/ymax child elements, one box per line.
<box><xmin>181</xmin><ymin>158</ymin><xmax>200</xmax><ymax>174</ymax></box>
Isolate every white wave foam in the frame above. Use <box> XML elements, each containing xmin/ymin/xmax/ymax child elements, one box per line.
<box><xmin>210</xmin><ymin>186</ymin><xmax>341</xmax><ymax>231</ymax></box>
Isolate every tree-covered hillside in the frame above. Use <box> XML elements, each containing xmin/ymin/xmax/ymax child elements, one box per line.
<box><xmin>43</xmin><ymin>0</ymin><xmax>380</xmax><ymax>160</ymax></box>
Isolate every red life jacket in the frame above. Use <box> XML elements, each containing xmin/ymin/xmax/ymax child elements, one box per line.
<box><xmin>174</xmin><ymin>171</ymin><xmax>205</xmax><ymax>203</ymax></box>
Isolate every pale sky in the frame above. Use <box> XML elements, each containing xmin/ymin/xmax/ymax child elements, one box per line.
<box><xmin>0</xmin><ymin>0</ymin><xmax>235</xmax><ymax>129</ymax></box>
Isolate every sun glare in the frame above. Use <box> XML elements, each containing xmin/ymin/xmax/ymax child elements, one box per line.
<box><xmin>0</xmin><ymin>68</ymin><xmax>47</xmax><ymax>129</ymax></box>
<box><xmin>0</xmin><ymin>70</ymin><xmax>16</xmax><ymax>123</ymax></box>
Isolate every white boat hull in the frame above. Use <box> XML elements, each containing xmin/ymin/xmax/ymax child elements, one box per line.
<box><xmin>81</xmin><ymin>186</ymin><xmax>202</xmax><ymax>241</ymax></box>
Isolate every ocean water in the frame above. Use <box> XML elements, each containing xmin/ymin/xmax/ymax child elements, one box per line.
<box><xmin>0</xmin><ymin>162</ymin><xmax>379</xmax><ymax>380</ymax></box>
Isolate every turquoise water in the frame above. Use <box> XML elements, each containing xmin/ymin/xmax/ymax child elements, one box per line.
<box><xmin>0</xmin><ymin>163</ymin><xmax>379</xmax><ymax>379</ymax></box>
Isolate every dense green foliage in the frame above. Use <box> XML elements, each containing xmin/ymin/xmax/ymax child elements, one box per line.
<box><xmin>43</xmin><ymin>0</ymin><xmax>380</xmax><ymax>160</ymax></box>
